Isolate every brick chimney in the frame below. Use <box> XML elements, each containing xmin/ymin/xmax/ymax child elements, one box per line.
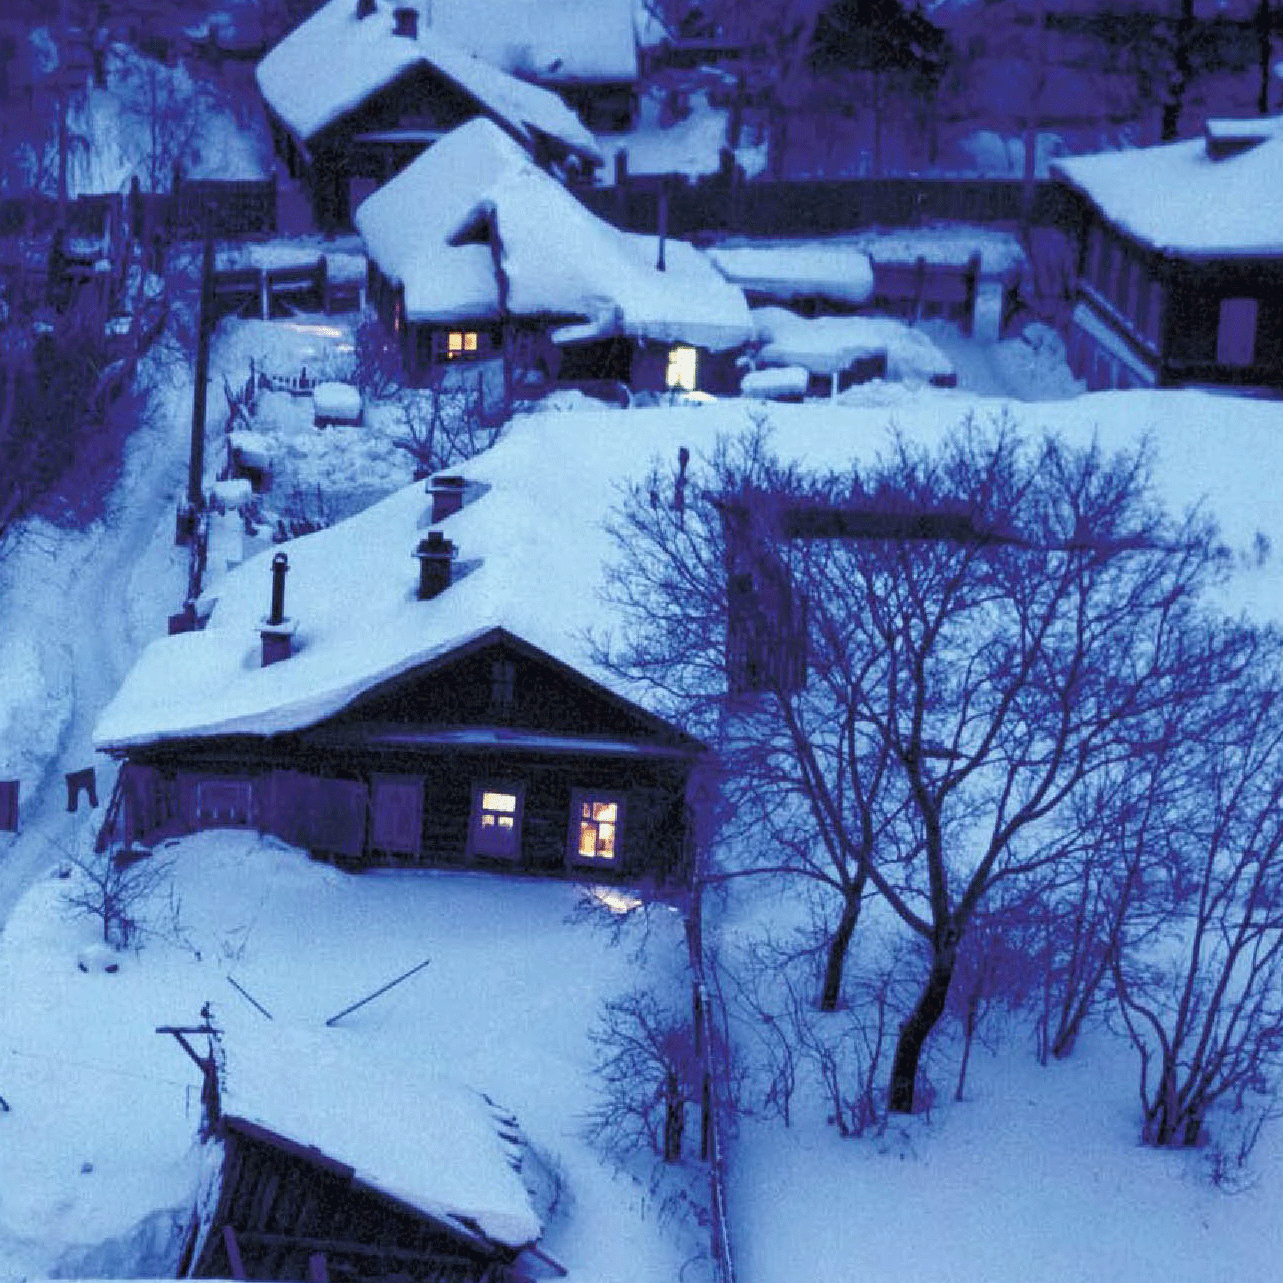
<box><xmin>355</xmin><ymin>0</ymin><xmax>376</xmax><ymax>18</ymax></box>
<box><xmin>392</xmin><ymin>5</ymin><xmax>418</xmax><ymax>37</ymax></box>
<box><xmin>260</xmin><ymin>552</ymin><xmax>298</xmax><ymax>666</ymax></box>
<box><xmin>415</xmin><ymin>531</ymin><xmax>454</xmax><ymax>600</ymax></box>
<box><xmin>428</xmin><ymin>473</ymin><xmax>465</xmax><ymax>524</ymax></box>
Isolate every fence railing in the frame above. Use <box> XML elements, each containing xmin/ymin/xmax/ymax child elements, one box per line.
<box><xmin>688</xmin><ymin>884</ymin><xmax>737</xmax><ymax>1283</ymax></box>
<box><xmin>575</xmin><ymin>168</ymin><xmax>1083</xmax><ymax>240</ymax></box>
<box><xmin>0</xmin><ymin>178</ymin><xmax>278</xmax><ymax>247</ymax></box>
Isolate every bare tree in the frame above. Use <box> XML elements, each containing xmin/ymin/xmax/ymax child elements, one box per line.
<box><xmin>1112</xmin><ymin>626</ymin><xmax>1283</xmax><ymax>1154</ymax></box>
<box><xmin>601</xmin><ymin>414</ymin><xmax>1233</xmax><ymax>1115</ymax></box>
<box><xmin>61</xmin><ymin>843</ymin><xmax>175</xmax><ymax>949</ymax></box>
<box><xmin>587</xmin><ymin>987</ymin><xmax>700</xmax><ymax>1163</ymax></box>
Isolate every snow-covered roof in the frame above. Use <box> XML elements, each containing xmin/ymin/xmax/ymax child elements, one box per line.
<box><xmin>708</xmin><ymin>244</ymin><xmax>876</xmax><ymax>307</ymax></box>
<box><xmin>221</xmin><ymin>1022</ymin><xmax>540</xmax><ymax>1250</ymax></box>
<box><xmin>255</xmin><ymin>0</ymin><xmax>601</xmax><ymax>163</ymax></box>
<box><xmin>422</xmin><ymin>0</ymin><xmax>636</xmax><ymax>84</ymax></box>
<box><xmin>95</xmin><ymin>389</ymin><xmax>1283</xmax><ymax>752</ymax></box>
<box><xmin>1052</xmin><ymin>117</ymin><xmax>1283</xmax><ymax>258</ymax></box>
<box><xmin>355</xmin><ymin>118</ymin><xmax>753</xmax><ymax>349</ymax></box>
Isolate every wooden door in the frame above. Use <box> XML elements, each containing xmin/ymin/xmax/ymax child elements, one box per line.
<box><xmin>370</xmin><ymin>774</ymin><xmax>424</xmax><ymax>858</ymax></box>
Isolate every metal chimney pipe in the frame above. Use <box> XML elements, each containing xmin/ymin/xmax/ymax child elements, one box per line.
<box><xmin>268</xmin><ymin>552</ymin><xmax>288</xmax><ymax>626</ymax></box>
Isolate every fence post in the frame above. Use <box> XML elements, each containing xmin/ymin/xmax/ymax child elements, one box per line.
<box><xmin>964</xmin><ymin>250</ymin><xmax>982</xmax><ymax>336</ymax></box>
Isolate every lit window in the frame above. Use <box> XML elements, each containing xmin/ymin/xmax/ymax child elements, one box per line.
<box><xmin>447</xmin><ymin>330</ymin><xmax>480</xmax><ymax>358</ymax></box>
<box><xmin>569</xmin><ymin>790</ymin><xmax>624</xmax><ymax>866</ymax></box>
<box><xmin>480</xmin><ymin>791</ymin><xmax>516</xmax><ymax>828</ymax></box>
<box><xmin>666</xmin><ymin>345</ymin><xmax>698</xmax><ymax>391</ymax></box>
<box><xmin>470</xmin><ymin>784</ymin><xmax>523</xmax><ymax>860</ymax></box>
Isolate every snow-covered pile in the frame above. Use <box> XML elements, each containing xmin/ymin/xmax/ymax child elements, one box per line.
<box><xmin>355</xmin><ymin>118</ymin><xmax>753</xmax><ymax>350</ymax></box>
<box><xmin>751</xmin><ymin>306</ymin><xmax>956</xmax><ymax>385</ymax></box>
<box><xmin>709</xmin><ymin>243</ymin><xmax>875</xmax><ymax>307</ymax></box>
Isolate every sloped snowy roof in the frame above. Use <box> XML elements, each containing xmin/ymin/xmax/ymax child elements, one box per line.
<box><xmin>422</xmin><ymin>0</ymin><xmax>636</xmax><ymax>84</ymax></box>
<box><xmin>221</xmin><ymin>1021</ymin><xmax>540</xmax><ymax>1250</ymax></box>
<box><xmin>94</xmin><ymin>389</ymin><xmax>1283</xmax><ymax>752</ymax></box>
<box><xmin>354</xmin><ymin>118</ymin><xmax>753</xmax><ymax>349</ymax></box>
<box><xmin>1052</xmin><ymin>117</ymin><xmax>1283</xmax><ymax>258</ymax></box>
<box><xmin>255</xmin><ymin>0</ymin><xmax>601</xmax><ymax>162</ymax></box>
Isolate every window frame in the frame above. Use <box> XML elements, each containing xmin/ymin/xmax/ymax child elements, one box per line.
<box><xmin>567</xmin><ymin>789</ymin><xmax>626</xmax><ymax>869</ymax></box>
<box><xmin>1216</xmin><ymin>296</ymin><xmax>1258</xmax><ymax>368</ymax></box>
<box><xmin>467</xmin><ymin>781</ymin><xmax>525</xmax><ymax>862</ymax></box>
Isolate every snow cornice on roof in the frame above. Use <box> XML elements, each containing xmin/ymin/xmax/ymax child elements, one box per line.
<box><xmin>255</xmin><ymin>0</ymin><xmax>601</xmax><ymax>164</ymax></box>
<box><xmin>1052</xmin><ymin>116</ymin><xmax>1283</xmax><ymax>260</ymax></box>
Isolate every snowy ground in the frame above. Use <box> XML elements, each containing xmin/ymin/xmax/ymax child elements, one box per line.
<box><xmin>0</xmin><ymin>831</ymin><xmax>700</xmax><ymax>1281</ymax></box>
<box><xmin>5</xmin><ymin>380</ymin><xmax>1283</xmax><ymax>1283</ymax></box>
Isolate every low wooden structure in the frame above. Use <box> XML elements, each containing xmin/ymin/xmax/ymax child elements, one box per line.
<box><xmin>188</xmin><ymin>1117</ymin><xmax>523</xmax><ymax>1283</ymax></box>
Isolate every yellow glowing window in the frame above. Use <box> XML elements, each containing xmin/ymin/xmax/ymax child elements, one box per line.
<box><xmin>447</xmin><ymin>330</ymin><xmax>479</xmax><ymax>356</ymax></box>
<box><xmin>571</xmin><ymin>794</ymin><xmax>622</xmax><ymax>864</ymax></box>
<box><xmin>666</xmin><ymin>345</ymin><xmax>698</xmax><ymax>391</ymax></box>
<box><xmin>481</xmin><ymin>790</ymin><xmax>517</xmax><ymax>828</ymax></box>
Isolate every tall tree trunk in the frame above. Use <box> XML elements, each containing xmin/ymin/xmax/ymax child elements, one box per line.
<box><xmin>819</xmin><ymin>889</ymin><xmax>862</xmax><ymax>1012</ymax></box>
<box><xmin>1256</xmin><ymin>0</ymin><xmax>1273</xmax><ymax>116</ymax></box>
<box><xmin>888</xmin><ymin>928</ymin><xmax>959</xmax><ymax>1113</ymax></box>
<box><xmin>1161</xmin><ymin>0</ymin><xmax>1195</xmax><ymax>142</ymax></box>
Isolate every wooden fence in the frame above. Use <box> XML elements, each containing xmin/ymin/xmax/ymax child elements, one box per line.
<box><xmin>210</xmin><ymin>257</ymin><xmax>361</xmax><ymax>324</ymax></box>
<box><xmin>0</xmin><ymin>178</ymin><xmax>277</xmax><ymax>248</ymax></box>
<box><xmin>575</xmin><ymin>167</ymin><xmax>1083</xmax><ymax>240</ymax></box>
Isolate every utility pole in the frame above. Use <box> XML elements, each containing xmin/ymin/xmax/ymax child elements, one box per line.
<box><xmin>178</xmin><ymin>237</ymin><xmax>215</xmax><ymax>545</ymax></box>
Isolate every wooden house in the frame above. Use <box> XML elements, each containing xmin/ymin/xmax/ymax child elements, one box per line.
<box><xmin>354</xmin><ymin>118</ymin><xmax>754</xmax><ymax>395</ymax></box>
<box><xmin>1053</xmin><ymin>116</ymin><xmax>1283</xmax><ymax>393</ymax></box>
<box><xmin>95</xmin><ymin>464</ymin><xmax>706</xmax><ymax>883</ymax></box>
<box><xmin>255</xmin><ymin>0</ymin><xmax>602</xmax><ymax>229</ymax></box>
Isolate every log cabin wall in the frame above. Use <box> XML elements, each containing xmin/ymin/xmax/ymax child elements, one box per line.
<box><xmin>118</xmin><ymin>637</ymin><xmax>700</xmax><ymax>878</ymax></box>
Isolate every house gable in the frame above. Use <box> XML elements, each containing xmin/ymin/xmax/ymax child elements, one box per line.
<box><xmin>318</xmin><ymin>628</ymin><xmax>701</xmax><ymax>752</ymax></box>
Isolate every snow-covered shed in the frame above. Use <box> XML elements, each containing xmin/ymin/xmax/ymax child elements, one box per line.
<box><xmin>94</xmin><ymin>447</ymin><xmax>706</xmax><ymax>879</ymax></box>
<box><xmin>354</xmin><ymin>118</ymin><xmax>754</xmax><ymax>393</ymax></box>
<box><xmin>1052</xmin><ymin>116</ymin><xmax>1283</xmax><ymax>393</ymax></box>
<box><xmin>255</xmin><ymin>0</ymin><xmax>603</xmax><ymax>228</ymax></box>
<box><xmin>188</xmin><ymin>1023</ymin><xmax>543</xmax><ymax>1282</ymax></box>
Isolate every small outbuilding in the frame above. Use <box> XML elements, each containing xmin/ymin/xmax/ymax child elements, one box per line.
<box><xmin>184</xmin><ymin>1024</ymin><xmax>544</xmax><ymax>1283</ymax></box>
<box><xmin>1052</xmin><ymin>116</ymin><xmax>1283</xmax><ymax>392</ymax></box>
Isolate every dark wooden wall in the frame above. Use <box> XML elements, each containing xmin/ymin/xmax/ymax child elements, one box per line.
<box><xmin>193</xmin><ymin>1120</ymin><xmax>506</xmax><ymax>1283</ymax></box>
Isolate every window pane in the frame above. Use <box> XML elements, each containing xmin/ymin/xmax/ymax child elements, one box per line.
<box><xmin>1217</xmin><ymin>297</ymin><xmax>1258</xmax><ymax>367</ymax></box>
<box><xmin>464</xmin><ymin>332</ymin><xmax>478</xmax><ymax>352</ymax></box>
<box><xmin>448</xmin><ymin>331</ymin><xmax>463</xmax><ymax>352</ymax></box>
<box><xmin>578</xmin><ymin>823</ymin><xmax>597</xmax><ymax>857</ymax></box>
<box><xmin>592</xmin><ymin>801</ymin><xmax>618</xmax><ymax>822</ymax></box>
<box><xmin>482</xmin><ymin>791</ymin><xmax>517</xmax><ymax>813</ymax></box>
